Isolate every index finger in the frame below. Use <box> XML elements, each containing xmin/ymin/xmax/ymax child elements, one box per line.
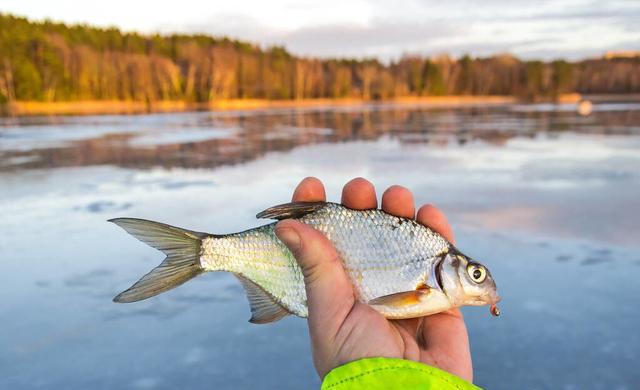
<box><xmin>292</xmin><ymin>177</ymin><xmax>326</xmax><ymax>202</ymax></box>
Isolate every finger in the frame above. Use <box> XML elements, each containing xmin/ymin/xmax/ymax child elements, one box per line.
<box><xmin>275</xmin><ymin>219</ymin><xmax>355</xmax><ymax>343</ymax></box>
<box><xmin>381</xmin><ymin>185</ymin><xmax>415</xmax><ymax>219</ymax></box>
<box><xmin>393</xmin><ymin>317</ymin><xmax>422</xmax><ymax>340</ymax></box>
<box><xmin>341</xmin><ymin>178</ymin><xmax>377</xmax><ymax>209</ymax></box>
<box><xmin>293</xmin><ymin>177</ymin><xmax>326</xmax><ymax>202</ymax></box>
<box><xmin>416</xmin><ymin>204</ymin><xmax>455</xmax><ymax>244</ymax></box>
<box><xmin>420</xmin><ymin>308</ymin><xmax>472</xmax><ymax>381</ymax></box>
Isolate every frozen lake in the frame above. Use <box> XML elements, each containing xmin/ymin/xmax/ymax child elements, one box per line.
<box><xmin>1</xmin><ymin>102</ymin><xmax>639</xmax><ymax>389</ymax></box>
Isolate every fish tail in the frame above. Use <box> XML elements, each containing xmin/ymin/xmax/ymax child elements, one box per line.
<box><xmin>109</xmin><ymin>218</ymin><xmax>208</xmax><ymax>303</ymax></box>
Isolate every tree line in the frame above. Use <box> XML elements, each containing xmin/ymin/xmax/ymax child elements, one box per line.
<box><xmin>1</xmin><ymin>13</ymin><xmax>639</xmax><ymax>104</ymax></box>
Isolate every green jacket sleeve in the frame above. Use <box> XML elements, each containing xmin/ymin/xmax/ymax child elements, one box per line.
<box><xmin>321</xmin><ymin>357</ymin><xmax>482</xmax><ymax>390</ymax></box>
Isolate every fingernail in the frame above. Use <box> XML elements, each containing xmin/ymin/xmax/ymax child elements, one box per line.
<box><xmin>275</xmin><ymin>226</ymin><xmax>301</xmax><ymax>252</ymax></box>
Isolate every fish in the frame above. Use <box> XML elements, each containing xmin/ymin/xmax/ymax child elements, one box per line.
<box><xmin>110</xmin><ymin>201</ymin><xmax>500</xmax><ymax>323</ymax></box>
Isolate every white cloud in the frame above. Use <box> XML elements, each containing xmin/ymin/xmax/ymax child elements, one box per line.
<box><xmin>1</xmin><ymin>0</ymin><xmax>638</xmax><ymax>60</ymax></box>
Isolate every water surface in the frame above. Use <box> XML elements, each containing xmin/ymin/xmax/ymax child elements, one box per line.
<box><xmin>1</xmin><ymin>102</ymin><xmax>639</xmax><ymax>389</ymax></box>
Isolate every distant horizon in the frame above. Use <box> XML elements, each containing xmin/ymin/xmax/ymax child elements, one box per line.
<box><xmin>2</xmin><ymin>11</ymin><xmax>638</xmax><ymax>64</ymax></box>
<box><xmin>1</xmin><ymin>0</ymin><xmax>639</xmax><ymax>61</ymax></box>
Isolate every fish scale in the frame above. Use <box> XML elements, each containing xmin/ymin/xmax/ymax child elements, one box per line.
<box><xmin>200</xmin><ymin>203</ymin><xmax>450</xmax><ymax>318</ymax></box>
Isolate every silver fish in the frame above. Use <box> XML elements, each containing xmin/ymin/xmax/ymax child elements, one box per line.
<box><xmin>110</xmin><ymin>201</ymin><xmax>500</xmax><ymax>323</ymax></box>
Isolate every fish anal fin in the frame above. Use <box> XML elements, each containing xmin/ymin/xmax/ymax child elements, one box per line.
<box><xmin>256</xmin><ymin>201</ymin><xmax>327</xmax><ymax>220</ymax></box>
<box><xmin>368</xmin><ymin>288</ymin><xmax>431</xmax><ymax>308</ymax></box>
<box><xmin>235</xmin><ymin>275</ymin><xmax>290</xmax><ymax>324</ymax></box>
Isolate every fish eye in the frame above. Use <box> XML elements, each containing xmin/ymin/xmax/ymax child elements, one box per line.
<box><xmin>466</xmin><ymin>264</ymin><xmax>487</xmax><ymax>283</ymax></box>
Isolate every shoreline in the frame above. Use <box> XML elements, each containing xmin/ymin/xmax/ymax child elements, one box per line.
<box><xmin>0</xmin><ymin>94</ymin><xmax>588</xmax><ymax>117</ymax></box>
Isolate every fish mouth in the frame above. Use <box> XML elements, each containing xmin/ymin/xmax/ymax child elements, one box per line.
<box><xmin>465</xmin><ymin>292</ymin><xmax>501</xmax><ymax>307</ymax></box>
<box><xmin>481</xmin><ymin>292</ymin><xmax>501</xmax><ymax>306</ymax></box>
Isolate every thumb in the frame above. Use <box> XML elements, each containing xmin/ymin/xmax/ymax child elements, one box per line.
<box><xmin>275</xmin><ymin>220</ymin><xmax>355</xmax><ymax>335</ymax></box>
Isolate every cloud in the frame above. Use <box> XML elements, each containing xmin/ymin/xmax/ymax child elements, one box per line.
<box><xmin>5</xmin><ymin>0</ymin><xmax>638</xmax><ymax>60</ymax></box>
<box><xmin>171</xmin><ymin>13</ymin><xmax>467</xmax><ymax>60</ymax></box>
<box><xmin>159</xmin><ymin>13</ymin><xmax>275</xmax><ymax>41</ymax></box>
<box><xmin>278</xmin><ymin>19</ymin><xmax>467</xmax><ymax>59</ymax></box>
<box><xmin>171</xmin><ymin>0</ymin><xmax>640</xmax><ymax>60</ymax></box>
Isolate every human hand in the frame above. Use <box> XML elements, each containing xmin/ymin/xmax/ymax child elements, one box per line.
<box><xmin>274</xmin><ymin>177</ymin><xmax>473</xmax><ymax>381</ymax></box>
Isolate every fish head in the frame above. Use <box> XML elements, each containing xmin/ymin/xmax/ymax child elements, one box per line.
<box><xmin>438</xmin><ymin>251</ymin><xmax>500</xmax><ymax>309</ymax></box>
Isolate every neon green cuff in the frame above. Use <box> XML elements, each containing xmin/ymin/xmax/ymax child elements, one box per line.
<box><xmin>321</xmin><ymin>357</ymin><xmax>482</xmax><ymax>390</ymax></box>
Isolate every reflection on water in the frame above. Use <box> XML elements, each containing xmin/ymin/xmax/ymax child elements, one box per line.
<box><xmin>1</xmin><ymin>103</ymin><xmax>639</xmax><ymax>390</ymax></box>
<box><xmin>2</xmin><ymin>104</ymin><xmax>639</xmax><ymax>172</ymax></box>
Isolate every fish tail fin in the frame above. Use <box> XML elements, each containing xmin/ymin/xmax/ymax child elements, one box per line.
<box><xmin>109</xmin><ymin>218</ymin><xmax>208</xmax><ymax>303</ymax></box>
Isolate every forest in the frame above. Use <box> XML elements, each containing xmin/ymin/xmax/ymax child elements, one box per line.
<box><xmin>1</xmin><ymin>13</ymin><xmax>639</xmax><ymax>105</ymax></box>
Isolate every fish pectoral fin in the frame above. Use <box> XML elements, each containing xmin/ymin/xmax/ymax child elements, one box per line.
<box><xmin>235</xmin><ymin>275</ymin><xmax>290</xmax><ymax>324</ymax></box>
<box><xmin>368</xmin><ymin>288</ymin><xmax>431</xmax><ymax>308</ymax></box>
<box><xmin>256</xmin><ymin>201</ymin><xmax>327</xmax><ymax>220</ymax></box>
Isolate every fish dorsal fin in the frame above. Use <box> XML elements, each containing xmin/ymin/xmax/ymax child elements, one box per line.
<box><xmin>235</xmin><ymin>275</ymin><xmax>290</xmax><ymax>324</ymax></box>
<box><xmin>368</xmin><ymin>288</ymin><xmax>431</xmax><ymax>308</ymax></box>
<box><xmin>256</xmin><ymin>201</ymin><xmax>327</xmax><ymax>220</ymax></box>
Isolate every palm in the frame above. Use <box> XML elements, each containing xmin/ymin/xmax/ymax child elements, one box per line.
<box><xmin>332</xmin><ymin>294</ymin><xmax>471</xmax><ymax>381</ymax></box>
<box><xmin>276</xmin><ymin>177</ymin><xmax>472</xmax><ymax>382</ymax></box>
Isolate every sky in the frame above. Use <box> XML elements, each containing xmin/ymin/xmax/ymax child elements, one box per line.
<box><xmin>1</xmin><ymin>0</ymin><xmax>639</xmax><ymax>61</ymax></box>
